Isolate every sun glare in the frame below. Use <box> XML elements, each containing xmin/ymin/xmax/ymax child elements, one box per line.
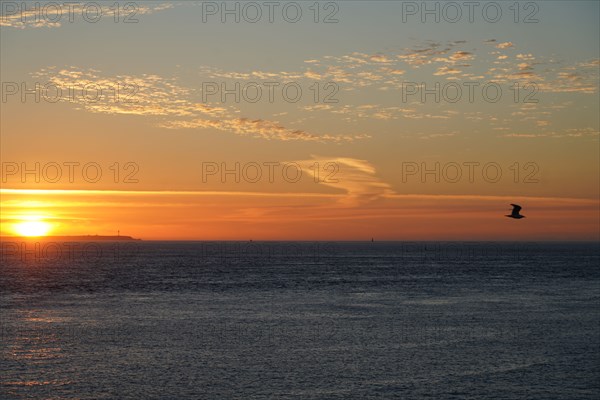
<box><xmin>13</xmin><ymin>219</ymin><xmax>52</xmax><ymax>237</ymax></box>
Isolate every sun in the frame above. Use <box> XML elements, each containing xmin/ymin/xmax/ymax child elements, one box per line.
<box><xmin>13</xmin><ymin>219</ymin><xmax>53</xmax><ymax>237</ymax></box>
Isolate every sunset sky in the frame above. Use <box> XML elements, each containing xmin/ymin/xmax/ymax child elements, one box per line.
<box><xmin>1</xmin><ymin>1</ymin><xmax>598</xmax><ymax>240</ymax></box>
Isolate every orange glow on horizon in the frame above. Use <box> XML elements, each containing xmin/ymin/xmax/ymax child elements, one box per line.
<box><xmin>11</xmin><ymin>216</ymin><xmax>54</xmax><ymax>237</ymax></box>
<box><xmin>1</xmin><ymin>191</ymin><xmax>598</xmax><ymax>241</ymax></box>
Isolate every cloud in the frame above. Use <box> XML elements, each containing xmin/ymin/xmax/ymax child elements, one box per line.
<box><xmin>503</xmin><ymin>127</ymin><xmax>599</xmax><ymax>139</ymax></box>
<box><xmin>160</xmin><ymin>118</ymin><xmax>367</xmax><ymax>142</ymax></box>
<box><xmin>31</xmin><ymin>40</ymin><xmax>599</xmax><ymax>142</ymax></box>
<box><xmin>304</xmin><ymin>70</ymin><xmax>324</xmax><ymax>80</ymax></box>
<box><xmin>433</xmin><ymin>66</ymin><xmax>462</xmax><ymax>76</ymax></box>
<box><xmin>0</xmin><ymin>3</ymin><xmax>172</xmax><ymax>29</ymax></box>
<box><xmin>370</xmin><ymin>54</ymin><xmax>394</xmax><ymax>63</ymax></box>
<box><xmin>296</xmin><ymin>157</ymin><xmax>394</xmax><ymax>206</ymax></box>
<box><xmin>32</xmin><ymin>67</ymin><xmax>366</xmax><ymax>142</ymax></box>
<box><xmin>200</xmin><ymin>39</ymin><xmax>597</xmax><ymax>98</ymax></box>
<box><xmin>516</xmin><ymin>54</ymin><xmax>535</xmax><ymax>61</ymax></box>
<box><xmin>450</xmin><ymin>51</ymin><xmax>474</xmax><ymax>61</ymax></box>
<box><xmin>496</xmin><ymin>42</ymin><xmax>514</xmax><ymax>49</ymax></box>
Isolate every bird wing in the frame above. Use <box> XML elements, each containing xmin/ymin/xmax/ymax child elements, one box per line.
<box><xmin>510</xmin><ymin>204</ymin><xmax>522</xmax><ymax>215</ymax></box>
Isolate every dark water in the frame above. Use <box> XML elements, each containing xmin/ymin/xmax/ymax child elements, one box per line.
<box><xmin>1</xmin><ymin>241</ymin><xmax>599</xmax><ymax>399</ymax></box>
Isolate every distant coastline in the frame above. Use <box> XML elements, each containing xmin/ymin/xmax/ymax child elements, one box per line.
<box><xmin>0</xmin><ymin>235</ymin><xmax>141</xmax><ymax>241</ymax></box>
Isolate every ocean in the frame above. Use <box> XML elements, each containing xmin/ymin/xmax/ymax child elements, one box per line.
<box><xmin>1</xmin><ymin>241</ymin><xmax>599</xmax><ymax>399</ymax></box>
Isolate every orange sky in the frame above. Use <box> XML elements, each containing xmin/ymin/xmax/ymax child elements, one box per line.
<box><xmin>1</xmin><ymin>1</ymin><xmax>598</xmax><ymax>241</ymax></box>
<box><xmin>1</xmin><ymin>188</ymin><xmax>598</xmax><ymax>241</ymax></box>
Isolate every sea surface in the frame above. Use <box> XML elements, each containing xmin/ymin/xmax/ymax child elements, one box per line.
<box><xmin>1</xmin><ymin>241</ymin><xmax>599</xmax><ymax>399</ymax></box>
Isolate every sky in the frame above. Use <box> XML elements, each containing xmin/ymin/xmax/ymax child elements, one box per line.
<box><xmin>1</xmin><ymin>0</ymin><xmax>599</xmax><ymax>240</ymax></box>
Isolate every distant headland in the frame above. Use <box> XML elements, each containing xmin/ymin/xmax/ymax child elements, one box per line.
<box><xmin>0</xmin><ymin>235</ymin><xmax>142</xmax><ymax>241</ymax></box>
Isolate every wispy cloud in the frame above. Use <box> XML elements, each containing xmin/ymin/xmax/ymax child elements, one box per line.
<box><xmin>205</xmin><ymin>39</ymin><xmax>597</xmax><ymax>93</ymax></box>
<box><xmin>159</xmin><ymin>118</ymin><xmax>367</xmax><ymax>142</ymax></box>
<box><xmin>197</xmin><ymin>39</ymin><xmax>598</xmax><ymax>137</ymax></box>
<box><xmin>32</xmin><ymin>67</ymin><xmax>366</xmax><ymax>142</ymax></box>
<box><xmin>29</xmin><ymin>35</ymin><xmax>600</xmax><ymax>142</ymax></box>
<box><xmin>295</xmin><ymin>157</ymin><xmax>394</xmax><ymax>206</ymax></box>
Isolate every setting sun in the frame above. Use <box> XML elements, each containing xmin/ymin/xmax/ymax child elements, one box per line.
<box><xmin>13</xmin><ymin>219</ymin><xmax>52</xmax><ymax>237</ymax></box>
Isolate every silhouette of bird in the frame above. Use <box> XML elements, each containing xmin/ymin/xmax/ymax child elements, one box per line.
<box><xmin>506</xmin><ymin>204</ymin><xmax>525</xmax><ymax>219</ymax></box>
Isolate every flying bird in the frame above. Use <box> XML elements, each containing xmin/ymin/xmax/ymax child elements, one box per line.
<box><xmin>506</xmin><ymin>204</ymin><xmax>525</xmax><ymax>219</ymax></box>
